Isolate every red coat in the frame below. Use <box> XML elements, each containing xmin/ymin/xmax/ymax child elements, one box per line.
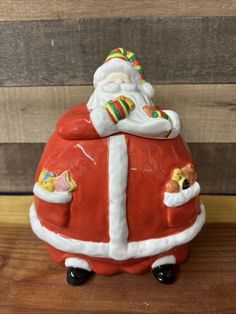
<box><xmin>30</xmin><ymin>104</ymin><xmax>205</xmax><ymax>274</ymax></box>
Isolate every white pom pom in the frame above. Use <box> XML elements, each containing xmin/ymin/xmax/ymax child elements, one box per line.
<box><xmin>139</xmin><ymin>82</ymin><xmax>155</xmax><ymax>98</ymax></box>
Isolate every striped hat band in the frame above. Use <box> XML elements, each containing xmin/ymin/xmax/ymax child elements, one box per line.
<box><xmin>105</xmin><ymin>48</ymin><xmax>145</xmax><ymax>80</ymax></box>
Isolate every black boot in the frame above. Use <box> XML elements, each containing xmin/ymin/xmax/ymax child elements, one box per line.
<box><xmin>152</xmin><ymin>264</ymin><xmax>176</xmax><ymax>284</ymax></box>
<box><xmin>66</xmin><ymin>267</ymin><xmax>93</xmax><ymax>286</ymax></box>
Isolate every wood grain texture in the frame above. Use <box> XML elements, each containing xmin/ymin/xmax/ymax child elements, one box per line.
<box><xmin>0</xmin><ymin>143</ymin><xmax>43</xmax><ymax>193</ymax></box>
<box><xmin>0</xmin><ymin>0</ymin><xmax>235</xmax><ymax>21</ymax></box>
<box><xmin>1</xmin><ymin>84</ymin><xmax>235</xmax><ymax>143</ymax></box>
<box><xmin>0</xmin><ymin>17</ymin><xmax>235</xmax><ymax>86</ymax></box>
<box><xmin>189</xmin><ymin>143</ymin><xmax>236</xmax><ymax>195</ymax></box>
<box><xmin>0</xmin><ymin>195</ymin><xmax>235</xmax><ymax>314</ymax></box>
<box><xmin>0</xmin><ymin>143</ymin><xmax>235</xmax><ymax>194</ymax></box>
<box><xmin>201</xmin><ymin>195</ymin><xmax>236</xmax><ymax>223</ymax></box>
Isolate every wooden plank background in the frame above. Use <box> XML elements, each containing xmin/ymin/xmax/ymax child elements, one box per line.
<box><xmin>0</xmin><ymin>1</ymin><xmax>235</xmax><ymax>194</ymax></box>
<box><xmin>0</xmin><ymin>17</ymin><xmax>235</xmax><ymax>86</ymax></box>
<box><xmin>0</xmin><ymin>0</ymin><xmax>235</xmax><ymax>20</ymax></box>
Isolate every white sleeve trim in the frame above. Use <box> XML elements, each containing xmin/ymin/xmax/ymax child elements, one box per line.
<box><xmin>90</xmin><ymin>106</ymin><xmax>118</xmax><ymax>137</ymax></box>
<box><xmin>164</xmin><ymin>181</ymin><xmax>201</xmax><ymax>207</ymax></box>
<box><xmin>163</xmin><ymin>110</ymin><xmax>181</xmax><ymax>138</ymax></box>
<box><xmin>33</xmin><ymin>182</ymin><xmax>72</xmax><ymax>204</ymax></box>
<box><xmin>117</xmin><ymin>118</ymin><xmax>172</xmax><ymax>139</ymax></box>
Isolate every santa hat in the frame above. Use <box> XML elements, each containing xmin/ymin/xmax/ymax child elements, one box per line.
<box><xmin>93</xmin><ymin>48</ymin><xmax>155</xmax><ymax>98</ymax></box>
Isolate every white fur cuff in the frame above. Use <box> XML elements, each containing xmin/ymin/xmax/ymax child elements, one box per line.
<box><xmin>163</xmin><ymin>110</ymin><xmax>181</xmax><ymax>138</ymax></box>
<box><xmin>164</xmin><ymin>182</ymin><xmax>201</xmax><ymax>207</ymax></box>
<box><xmin>33</xmin><ymin>182</ymin><xmax>72</xmax><ymax>204</ymax></box>
<box><xmin>65</xmin><ymin>258</ymin><xmax>91</xmax><ymax>271</ymax></box>
<box><xmin>151</xmin><ymin>255</ymin><xmax>176</xmax><ymax>268</ymax></box>
<box><xmin>90</xmin><ymin>106</ymin><xmax>118</xmax><ymax>137</ymax></box>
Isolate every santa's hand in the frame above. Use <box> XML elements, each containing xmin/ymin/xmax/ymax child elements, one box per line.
<box><xmin>143</xmin><ymin>105</ymin><xmax>181</xmax><ymax>138</ymax></box>
<box><xmin>162</xmin><ymin>110</ymin><xmax>181</xmax><ymax>138</ymax></box>
<box><xmin>143</xmin><ymin>105</ymin><xmax>170</xmax><ymax>121</ymax></box>
<box><xmin>105</xmin><ymin>96</ymin><xmax>135</xmax><ymax>124</ymax></box>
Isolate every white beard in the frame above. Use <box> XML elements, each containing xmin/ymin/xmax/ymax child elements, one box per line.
<box><xmin>87</xmin><ymin>81</ymin><xmax>154</xmax><ymax>123</ymax></box>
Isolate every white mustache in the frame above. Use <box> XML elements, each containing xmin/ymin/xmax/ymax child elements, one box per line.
<box><xmin>102</xmin><ymin>82</ymin><xmax>136</xmax><ymax>93</ymax></box>
<box><xmin>102</xmin><ymin>82</ymin><xmax>120</xmax><ymax>93</ymax></box>
<box><xmin>121</xmin><ymin>83</ymin><xmax>136</xmax><ymax>91</ymax></box>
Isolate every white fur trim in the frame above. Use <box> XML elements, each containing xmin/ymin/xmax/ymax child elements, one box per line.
<box><xmin>163</xmin><ymin>110</ymin><xmax>181</xmax><ymax>138</ymax></box>
<box><xmin>151</xmin><ymin>255</ymin><xmax>176</xmax><ymax>269</ymax></box>
<box><xmin>139</xmin><ymin>81</ymin><xmax>155</xmax><ymax>98</ymax></box>
<box><xmin>118</xmin><ymin>118</ymin><xmax>172</xmax><ymax>139</ymax></box>
<box><xmin>30</xmin><ymin>203</ymin><xmax>109</xmax><ymax>257</ymax></box>
<box><xmin>65</xmin><ymin>257</ymin><xmax>91</xmax><ymax>271</ymax></box>
<box><xmin>108</xmin><ymin>135</ymin><xmax>129</xmax><ymax>260</ymax></box>
<box><xmin>90</xmin><ymin>106</ymin><xmax>118</xmax><ymax>137</ymax></box>
<box><xmin>93</xmin><ymin>58</ymin><xmax>141</xmax><ymax>87</ymax></box>
<box><xmin>33</xmin><ymin>182</ymin><xmax>72</xmax><ymax>204</ymax></box>
<box><xmin>29</xmin><ymin>202</ymin><xmax>205</xmax><ymax>260</ymax></box>
<box><xmin>164</xmin><ymin>182</ymin><xmax>201</xmax><ymax>207</ymax></box>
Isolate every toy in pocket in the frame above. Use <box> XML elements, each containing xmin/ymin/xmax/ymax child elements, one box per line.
<box><xmin>38</xmin><ymin>169</ymin><xmax>77</xmax><ymax>193</ymax></box>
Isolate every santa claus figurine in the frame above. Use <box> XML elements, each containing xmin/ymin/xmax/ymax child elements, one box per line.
<box><xmin>30</xmin><ymin>48</ymin><xmax>205</xmax><ymax>286</ymax></box>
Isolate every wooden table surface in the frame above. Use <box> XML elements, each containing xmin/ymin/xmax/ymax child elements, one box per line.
<box><xmin>0</xmin><ymin>195</ymin><xmax>235</xmax><ymax>314</ymax></box>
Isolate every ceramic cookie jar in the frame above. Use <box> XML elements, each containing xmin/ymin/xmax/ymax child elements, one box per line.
<box><xmin>30</xmin><ymin>48</ymin><xmax>205</xmax><ymax>286</ymax></box>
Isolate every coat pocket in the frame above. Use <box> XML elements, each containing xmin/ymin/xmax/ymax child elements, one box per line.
<box><xmin>166</xmin><ymin>196</ymin><xmax>201</xmax><ymax>227</ymax></box>
<box><xmin>35</xmin><ymin>197</ymin><xmax>70</xmax><ymax>228</ymax></box>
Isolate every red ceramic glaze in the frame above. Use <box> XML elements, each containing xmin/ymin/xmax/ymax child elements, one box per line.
<box><xmin>31</xmin><ymin>103</ymin><xmax>203</xmax><ymax>273</ymax></box>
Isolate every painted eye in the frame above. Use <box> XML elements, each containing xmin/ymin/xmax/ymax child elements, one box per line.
<box><xmin>182</xmin><ymin>179</ymin><xmax>190</xmax><ymax>190</ymax></box>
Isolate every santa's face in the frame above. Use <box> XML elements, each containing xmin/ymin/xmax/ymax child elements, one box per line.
<box><xmin>87</xmin><ymin>72</ymin><xmax>154</xmax><ymax>123</ymax></box>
